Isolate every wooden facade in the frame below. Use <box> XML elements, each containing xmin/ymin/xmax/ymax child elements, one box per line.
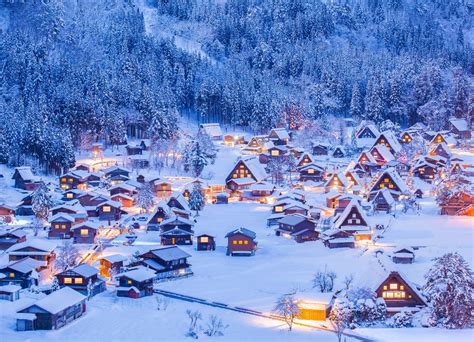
<box><xmin>56</xmin><ymin>264</ymin><xmax>105</xmax><ymax>296</ymax></box>
<box><xmin>196</xmin><ymin>234</ymin><xmax>216</xmax><ymax>251</ymax></box>
<box><xmin>375</xmin><ymin>272</ymin><xmax>426</xmax><ymax>310</ymax></box>
<box><xmin>225</xmin><ymin>228</ymin><xmax>257</xmax><ymax>256</ymax></box>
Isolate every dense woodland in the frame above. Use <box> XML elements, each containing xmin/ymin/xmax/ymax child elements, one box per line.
<box><xmin>0</xmin><ymin>0</ymin><xmax>472</xmax><ymax>172</ymax></box>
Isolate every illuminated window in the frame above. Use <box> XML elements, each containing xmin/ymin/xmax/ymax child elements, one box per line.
<box><xmin>9</xmin><ymin>272</ymin><xmax>14</xmax><ymax>278</ymax></box>
<box><xmin>389</xmin><ymin>283</ymin><xmax>398</xmax><ymax>290</ymax></box>
<box><xmin>127</xmin><ymin>280</ymin><xmax>132</xmax><ymax>284</ymax></box>
<box><xmin>61</xmin><ymin>177</ymin><xmax>67</xmax><ymax>182</ymax></box>
<box><xmin>200</xmin><ymin>236</ymin><xmax>209</xmax><ymax>243</ymax></box>
<box><xmin>61</xmin><ymin>224</ymin><xmax>66</xmax><ymax>229</ymax></box>
<box><xmin>161</xmin><ymin>185</ymin><xmax>167</xmax><ymax>191</ymax></box>
<box><xmin>232</xmin><ymin>174</ymin><xmax>237</xmax><ymax>178</ymax></box>
<box><xmin>69</xmin><ymin>178</ymin><xmax>73</xmax><ymax>182</ymax></box>
<box><xmin>244</xmin><ymin>240</ymin><xmax>249</xmax><ymax>245</ymax></box>
<box><xmin>80</xmin><ymin>229</ymin><xmax>88</xmax><ymax>236</ymax></box>
<box><xmin>308</xmin><ymin>169</ymin><xmax>314</xmax><ymax>174</ymax></box>
<box><xmin>233</xmin><ymin>241</ymin><xmax>237</xmax><ymax>245</ymax></box>
<box><xmin>66</xmin><ymin>193</ymin><xmax>73</xmax><ymax>199</ymax></box>
<box><xmin>271</xmin><ymin>150</ymin><xmax>279</xmax><ymax>156</ymax></box>
<box><xmin>157</xmin><ymin>217</ymin><xmax>163</xmax><ymax>223</ymax></box>
<box><xmin>384</xmin><ymin>178</ymin><xmax>389</xmax><ymax>182</ymax></box>
<box><xmin>275</xmin><ymin>206</ymin><xmax>283</xmax><ymax>212</ymax></box>
<box><xmin>102</xmin><ymin>206</ymin><xmax>111</xmax><ymax>212</ymax></box>
<box><xmin>55</xmin><ymin>224</ymin><xmax>60</xmax><ymax>229</ymax></box>
<box><xmin>379</xmin><ymin>184</ymin><xmax>385</xmax><ymax>188</ymax></box>
<box><xmin>237</xmin><ymin>240</ymin><xmax>242</xmax><ymax>245</ymax></box>
<box><xmin>64</xmin><ymin>277</ymin><xmax>72</xmax><ymax>284</ymax></box>
<box><xmin>400</xmin><ymin>285</ymin><xmax>404</xmax><ymax>290</ymax></box>
<box><xmin>383</xmin><ymin>285</ymin><xmax>387</xmax><ymax>290</ymax></box>
<box><xmin>75</xmin><ymin>278</ymin><xmax>83</xmax><ymax>284</ymax></box>
<box><xmin>383</xmin><ymin>291</ymin><xmax>405</xmax><ymax>299</ymax></box>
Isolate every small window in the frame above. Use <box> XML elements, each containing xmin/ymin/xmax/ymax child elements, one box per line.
<box><xmin>238</xmin><ymin>240</ymin><xmax>243</xmax><ymax>245</ymax></box>
<box><xmin>233</xmin><ymin>240</ymin><xmax>237</xmax><ymax>245</ymax></box>
<box><xmin>75</xmin><ymin>278</ymin><xmax>83</xmax><ymax>284</ymax></box>
<box><xmin>80</xmin><ymin>229</ymin><xmax>89</xmax><ymax>236</ymax></box>
<box><xmin>384</xmin><ymin>178</ymin><xmax>389</xmax><ymax>183</ymax></box>
<box><xmin>157</xmin><ymin>217</ymin><xmax>163</xmax><ymax>223</ymax></box>
<box><xmin>389</xmin><ymin>283</ymin><xmax>397</xmax><ymax>290</ymax></box>
<box><xmin>308</xmin><ymin>169</ymin><xmax>314</xmax><ymax>174</ymax></box>
<box><xmin>9</xmin><ymin>272</ymin><xmax>14</xmax><ymax>278</ymax></box>
<box><xmin>55</xmin><ymin>224</ymin><xmax>60</xmax><ymax>229</ymax></box>
<box><xmin>127</xmin><ymin>280</ymin><xmax>132</xmax><ymax>284</ymax></box>
<box><xmin>275</xmin><ymin>206</ymin><xmax>283</xmax><ymax>213</ymax></box>
<box><xmin>66</xmin><ymin>193</ymin><xmax>73</xmax><ymax>199</ymax></box>
<box><xmin>64</xmin><ymin>277</ymin><xmax>72</xmax><ymax>284</ymax></box>
<box><xmin>200</xmin><ymin>237</ymin><xmax>209</xmax><ymax>243</ymax></box>
<box><xmin>61</xmin><ymin>224</ymin><xmax>67</xmax><ymax>229</ymax></box>
<box><xmin>102</xmin><ymin>206</ymin><xmax>111</xmax><ymax>213</ymax></box>
<box><xmin>69</xmin><ymin>178</ymin><xmax>74</xmax><ymax>182</ymax></box>
<box><xmin>379</xmin><ymin>184</ymin><xmax>385</xmax><ymax>188</ymax></box>
<box><xmin>271</xmin><ymin>150</ymin><xmax>279</xmax><ymax>156</ymax></box>
<box><xmin>244</xmin><ymin>240</ymin><xmax>249</xmax><ymax>245</ymax></box>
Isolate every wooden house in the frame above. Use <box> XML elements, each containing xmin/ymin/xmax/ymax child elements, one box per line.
<box><xmin>146</xmin><ymin>202</ymin><xmax>170</xmax><ymax>231</ymax></box>
<box><xmin>167</xmin><ymin>192</ymin><xmax>190</xmax><ymax>212</ymax></box>
<box><xmin>0</xmin><ymin>204</ymin><xmax>15</xmax><ymax>224</ymax></box>
<box><xmin>412</xmin><ymin>157</ymin><xmax>438</xmax><ymax>182</ymax></box>
<box><xmin>59</xmin><ymin>171</ymin><xmax>87</xmax><ymax>190</ymax></box>
<box><xmin>311</xmin><ymin>142</ymin><xmax>329</xmax><ymax>156</ymax></box>
<box><xmin>7</xmin><ymin>240</ymin><xmax>56</xmax><ymax>269</ymax></box>
<box><xmin>447</xmin><ymin>118</ymin><xmax>471</xmax><ymax>140</ymax></box>
<box><xmin>241</xmin><ymin>182</ymin><xmax>275</xmax><ymax>203</ymax></box>
<box><xmin>160</xmin><ymin>227</ymin><xmax>193</xmax><ymax>246</ymax></box>
<box><xmin>71</xmin><ymin>221</ymin><xmax>99</xmax><ymax>244</ymax></box>
<box><xmin>298</xmin><ymin>163</ymin><xmax>325</xmax><ymax>182</ymax></box>
<box><xmin>369</xmin><ymin>168</ymin><xmax>408</xmax><ymax>201</ymax></box>
<box><xmin>297</xmin><ymin>152</ymin><xmax>315</xmax><ymax>168</ymax></box>
<box><xmin>429</xmin><ymin>132</ymin><xmax>457</xmax><ymax>148</ymax></box>
<box><xmin>48</xmin><ymin>213</ymin><xmax>75</xmax><ymax>239</ymax></box>
<box><xmin>126</xmin><ymin>143</ymin><xmax>144</xmax><ymax>156</ymax></box>
<box><xmin>199</xmin><ymin>123</ymin><xmax>223</xmax><ymax>141</ymax></box>
<box><xmin>324</xmin><ymin>172</ymin><xmax>350</xmax><ymax>193</ymax></box>
<box><xmin>345</xmin><ymin>170</ymin><xmax>362</xmax><ymax>189</ymax></box>
<box><xmin>116</xmin><ymin>266</ymin><xmax>156</xmax><ymax>298</ymax></box>
<box><xmin>97</xmin><ymin>201</ymin><xmax>123</xmax><ymax>221</ymax></box>
<box><xmin>109</xmin><ymin>183</ymin><xmax>137</xmax><ymax>197</ymax></box>
<box><xmin>414</xmin><ymin>189</ymin><xmax>423</xmax><ymax>198</ymax></box>
<box><xmin>332</xmin><ymin>146</ymin><xmax>345</xmax><ymax>158</ymax></box>
<box><xmin>225</xmin><ymin>156</ymin><xmax>267</xmax><ymax>191</ymax></box>
<box><xmin>268</xmin><ymin>128</ymin><xmax>290</xmax><ymax>145</ymax></box>
<box><xmin>370</xmin><ymin>144</ymin><xmax>395</xmax><ymax>165</ymax></box>
<box><xmin>297</xmin><ymin>292</ymin><xmax>334</xmax><ymax>321</ymax></box>
<box><xmin>321</xmin><ymin>229</ymin><xmax>355</xmax><ymax>249</ymax></box>
<box><xmin>99</xmin><ymin>254</ymin><xmax>126</xmax><ymax>278</ymax></box>
<box><xmin>77</xmin><ymin>192</ymin><xmax>109</xmax><ymax>208</ymax></box>
<box><xmin>159</xmin><ymin>215</ymin><xmax>194</xmax><ymax>233</ymax></box>
<box><xmin>196</xmin><ymin>234</ymin><xmax>216</xmax><ymax>251</ymax></box>
<box><xmin>111</xmin><ymin>193</ymin><xmax>134</xmax><ymax>208</ymax></box>
<box><xmin>333</xmin><ymin>200</ymin><xmax>372</xmax><ymax>241</ymax></box>
<box><xmin>372</xmin><ymin>132</ymin><xmax>402</xmax><ymax>155</ymax></box>
<box><xmin>225</xmin><ymin>228</ymin><xmax>257</xmax><ymax>256</ymax></box>
<box><xmin>371</xmin><ymin>188</ymin><xmax>395</xmax><ymax>213</ymax></box>
<box><xmin>151</xmin><ymin>178</ymin><xmax>173</xmax><ymax>197</ymax></box>
<box><xmin>373</xmin><ymin>271</ymin><xmax>426</xmax><ymax>312</ymax></box>
<box><xmin>62</xmin><ymin>189</ymin><xmax>84</xmax><ymax>202</ymax></box>
<box><xmin>15</xmin><ymin>194</ymin><xmax>34</xmax><ymax>216</ymax></box>
<box><xmin>260</xmin><ymin>144</ymin><xmax>289</xmax><ymax>163</ymax></box>
<box><xmin>429</xmin><ymin>142</ymin><xmax>452</xmax><ymax>159</ymax></box>
<box><xmin>332</xmin><ymin>194</ymin><xmax>362</xmax><ymax>214</ymax></box>
<box><xmin>275</xmin><ymin>214</ymin><xmax>319</xmax><ymax>243</ymax></box>
<box><xmin>104</xmin><ymin>166</ymin><xmax>130</xmax><ymax>184</ymax></box>
<box><xmin>243</xmin><ymin>135</ymin><xmax>268</xmax><ymax>153</ymax></box>
<box><xmin>16</xmin><ymin>287</ymin><xmax>86</xmax><ymax>331</ymax></box>
<box><xmin>0</xmin><ymin>284</ymin><xmax>21</xmax><ymax>301</ymax></box>
<box><xmin>439</xmin><ymin>191</ymin><xmax>474</xmax><ymax>216</ymax></box>
<box><xmin>0</xmin><ymin>257</ymin><xmax>43</xmax><ymax>288</ymax></box>
<box><xmin>392</xmin><ymin>247</ymin><xmax>415</xmax><ymax>264</ymax></box>
<box><xmin>50</xmin><ymin>202</ymin><xmax>88</xmax><ymax>224</ymax></box>
<box><xmin>74</xmin><ymin>164</ymin><xmax>90</xmax><ymax>172</ymax></box>
<box><xmin>356</xmin><ymin>122</ymin><xmax>380</xmax><ymax>139</ymax></box>
<box><xmin>139</xmin><ymin>246</ymin><xmax>192</xmax><ymax>277</ymax></box>
<box><xmin>399</xmin><ymin>130</ymin><xmax>415</xmax><ymax>144</ymax></box>
<box><xmin>12</xmin><ymin>167</ymin><xmax>40</xmax><ymax>190</ymax></box>
<box><xmin>0</xmin><ymin>229</ymin><xmax>26</xmax><ymax>250</ymax></box>
<box><xmin>56</xmin><ymin>264</ymin><xmax>105</xmax><ymax>296</ymax></box>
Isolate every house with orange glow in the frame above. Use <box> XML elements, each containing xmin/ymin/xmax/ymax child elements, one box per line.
<box><xmin>369</xmin><ymin>168</ymin><xmax>408</xmax><ymax>201</ymax></box>
<box><xmin>324</xmin><ymin>172</ymin><xmax>350</xmax><ymax>193</ymax></box>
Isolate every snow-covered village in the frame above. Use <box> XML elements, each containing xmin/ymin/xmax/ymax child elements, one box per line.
<box><xmin>0</xmin><ymin>1</ymin><xmax>473</xmax><ymax>342</ymax></box>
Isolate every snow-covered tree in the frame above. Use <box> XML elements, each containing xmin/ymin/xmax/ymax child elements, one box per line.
<box><xmin>186</xmin><ymin>309</ymin><xmax>202</xmax><ymax>339</ymax></box>
<box><xmin>390</xmin><ymin>310</ymin><xmax>413</xmax><ymax>328</ymax></box>
<box><xmin>188</xmin><ymin>183</ymin><xmax>205</xmax><ymax>217</ymax></box>
<box><xmin>313</xmin><ymin>266</ymin><xmax>337</xmax><ymax>293</ymax></box>
<box><xmin>32</xmin><ymin>182</ymin><xmax>53</xmax><ymax>221</ymax></box>
<box><xmin>86</xmin><ymin>278</ymin><xmax>94</xmax><ymax>300</ymax></box>
<box><xmin>51</xmin><ymin>276</ymin><xmax>60</xmax><ymax>292</ymax></box>
<box><xmin>55</xmin><ymin>240</ymin><xmax>80</xmax><ymax>272</ymax></box>
<box><xmin>274</xmin><ymin>294</ymin><xmax>300</xmax><ymax>331</ymax></box>
<box><xmin>203</xmin><ymin>315</ymin><xmax>228</xmax><ymax>336</ymax></box>
<box><xmin>136</xmin><ymin>182</ymin><xmax>154</xmax><ymax>213</ymax></box>
<box><xmin>423</xmin><ymin>252</ymin><xmax>474</xmax><ymax>329</ymax></box>
<box><xmin>329</xmin><ymin>298</ymin><xmax>352</xmax><ymax>342</ymax></box>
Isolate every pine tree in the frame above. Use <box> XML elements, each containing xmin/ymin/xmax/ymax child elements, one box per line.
<box><xmin>364</xmin><ymin>74</ymin><xmax>385</xmax><ymax>123</ymax></box>
<box><xmin>330</xmin><ymin>298</ymin><xmax>352</xmax><ymax>342</ymax></box>
<box><xmin>423</xmin><ymin>252</ymin><xmax>474</xmax><ymax>329</ymax></box>
<box><xmin>51</xmin><ymin>276</ymin><xmax>60</xmax><ymax>292</ymax></box>
<box><xmin>190</xmin><ymin>141</ymin><xmax>208</xmax><ymax>177</ymax></box>
<box><xmin>188</xmin><ymin>183</ymin><xmax>205</xmax><ymax>217</ymax></box>
<box><xmin>136</xmin><ymin>182</ymin><xmax>154</xmax><ymax>213</ymax></box>
<box><xmin>350</xmin><ymin>82</ymin><xmax>363</xmax><ymax>121</ymax></box>
<box><xmin>32</xmin><ymin>182</ymin><xmax>53</xmax><ymax>222</ymax></box>
<box><xmin>452</xmin><ymin>67</ymin><xmax>468</xmax><ymax>119</ymax></box>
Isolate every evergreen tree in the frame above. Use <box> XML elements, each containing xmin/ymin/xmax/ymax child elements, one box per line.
<box><xmin>188</xmin><ymin>183</ymin><xmax>205</xmax><ymax>216</ymax></box>
<box><xmin>32</xmin><ymin>182</ymin><xmax>53</xmax><ymax>221</ymax></box>
<box><xmin>350</xmin><ymin>82</ymin><xmax>363</xmax><ymax>121</ymax></box>
<box><xmin>136</xmin><ymin>182</ymin><xmax>154</xmax><ymax>213</ymax></box>
<box><xmin>423</xmin><ymin>252</ymin><xmax>474</xmax><ymax>329</ymax></box>
<box><xmin>330</xmin><ymin>298</ymin><xmax>352</xmax><ymax>342</ymax></box>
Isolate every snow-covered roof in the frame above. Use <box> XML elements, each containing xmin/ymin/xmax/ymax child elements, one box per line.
<box><xmin>2</xmin><ymin>257</ymin><xmax>44</xmax><ymax>273</ymax></box>
<box><xmin>324</xmin><ymin>171</ymin><xmax>350</xmax><ymax>188</ymax></box>
<box><xmin>7</xmin><ymin>239</ymin><xmax>56</xmax><ymax>254</ymax></box>
<box><xmin>299</xmin><ymin>162</ymin><xmax>325</xmax><ymax>172</ymax></box>
<box><xmin>249</xmin><ymin>182</ymin><xmax>274</xmax><ymax>191</ymax></box>
<box><xmin>371</xmin><ymin>188</ymin><xmax>395</xmax><ymax>206</ymax></box>
<box><xmin>296</xmin><ymin>153</ymin><xmax>315</xmax><ymax>166</ymax></box>
<box><xmin>161</xmin><ymin>227</ymin><xmax>194</xmax><ymax>236</ymax></box>
<box><xmin>0</xmin><ymin>284</ymin><xmax>21</xmax><ymax>293</ymax></box>
<box><xmin>103</xmin><ymin>166</ymin><xmax>131</xmax><ymax>175</ymax></box>
<box><xmin>359</xmin><ymin>150</ymin><xmax>378</xmax><ymax>164</ymax></box>
<box><xmin>98</xmin><ymin>200</ymin><xmax>122</xmax><ymax>209</ymax></box>
<box><xmin>449</xmin><ymin>118</ymin><xmax>469</xmax><ymax>132</ymax></box>
<box><xmin>101</xmin><ymin>254</ymin><xmax>127</xmax><ymax>263</ymax></box>
<box><xmin>160</xmin><ymin>215</ymin><xmax>194</xmax><ymax>227</ymax></box>
<box><xmin>109</xmin><ymin>183</ymin><xmax>137</xmax><ymax>192</ymax></box>
<box><xmin>49</xmin><ymin>213</ymin><xmax>75</xmax><ymax>223</ymax></box>
<box><xmin>0</xmin><ymin>228</ymin><xmax>26</xmax><ymax>238</ymax></box>
<box><xmin>69</xmin><ymin>264</ymin><xmax>99</xmax><ymax>278</ymax></box>
<box><xmin>168</xmin><ymin>192</ymin><xmax>190</xmax><ymax>212</ymax></box>
<box><xmin>371</xmin><ymin>144</ymin><xmax>394</xmax><ymax>162</ymax></box>
<box><xmin>269</xmin><ymin>128</ymin><xmax>290</xmax><ymax>140</ymax></box>
<box><xmin>278</xmin><ymin>213</ymin><xmax>310</xmax><ymax>226</ymax></box>
<box><xmin>333</xmin><ymin>199</ymin><xmax>370</xmax><ymax>230</ymax></box>
<box><xmin>356</xmin><ymin>122</ymin><xmax>380</xmax><ymax>138</ymax></box>
<box><xmin>118</xmin><ymin>266</ymin><xmax>156</xmax><ymax>282</ymax></box>
<box><xmin>200</xmin><ymin>123</ymin><xmax>223</xmax><ymax>137</ymax></box>
<box><xmin>371</xmin><ymin>168</ymin><xmax>408</xmax><ymax>193</ymax></box>
<box><xmin>225</xmin><ymin>227</ymin><xmax>256</xmax><ymax>239</ymax></box>
<box><xmin>227</xmin><ymin>177</ymin><xmax>256</xmax><ymax>186</ymax></box>
<box><xmin>149</xmin><ymin>246</ymin><xmax>191</xmax><ymax>261</ymax></box>
<box><xmin>13</xmin><ymin>167</ymin><xmax>37</xmax><ymax>181</ymax></box>
<box><xmin>20</xmin><ymin>287</ymin><xmax>86</xmax><ymax>314</ymax></box>
<box><xmin>240</xmin><ymin>156</ymin><xmax>267</xmax><ymax>182</ymax></box>
<box><xmin>377</xmin><ymin>131</ymin><xmax>402</xmax><ymax>153</ymax></box>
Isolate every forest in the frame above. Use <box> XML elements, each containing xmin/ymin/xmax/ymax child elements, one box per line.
<box><xmin>0</xmin><ymin>0</ymin><xmax>472</xmax><ymax>172</ymax></box>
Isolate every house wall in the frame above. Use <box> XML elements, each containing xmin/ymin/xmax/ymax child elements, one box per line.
<box><xmin>227</xmin><ymin>234</ymin><xmax>256</xmax><ymax>254</ymax></box>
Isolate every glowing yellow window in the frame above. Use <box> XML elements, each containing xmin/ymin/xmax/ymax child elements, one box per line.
<box><xmin>308</xmin><ymin>169</ymin><xmax>314</xmax><ymax>174</ymax></box>
<box><xmin>238</xmin><ymin>240</ymin><xmax>243</xmax><ymax>245</ymax></box>
<box><xmin>233</xmin><ymin>240</ymin><xmax>237</xmax><ymax>245</ymax></box>
<box><xmin>232</xmin><ymin>174</ymin><xmax>237</xmax><ymax>178</ymax></box>
<box><xmin>61</xmin><ymin>224</ymin><xmax>66</xmax><ymax>229</ymax></box>
<box><xmin>75</xmin><ymin>278</ymin><xmax>83</xmax><ymax>284</ymax></box>
<box><xmin>271</xmin><ymin>150</ymin><xmax>279</xmax><ymax>156</ymax></box>
<box><xmin>69</xmin><ymin>178</ymin><xmax>73</xmax><ymax>182</ymax></box>
<box><xmin>80</xmin><ymin>229</ymin><xmax>88</xmax><ymax>236</ymax></box>
<box><xmin>379</xmin><ymin>184</ymin><xmax>385</xmax><ymax>188</ymax></box>
<box><xmin>380</xmin><ymin>139</ymin><xmax>385</xmax><ymax>143</ymax></box>
<box><xmin>389</xmin><ymin>184</ymin><xmax>394</xmax><ymax>189</ymax></box>
<box><xmin>157</xmin><ymin>217</ymin><xmax>163</xmax><ymax>223</ymax></box>
<box><xmin>400</xmin><ymin>285</ymin><xmax>404</xmax><ymax>290</ymax></box>
<box><xmin>61</xmin><ymin>177</ymin><xmax>66</xmax><ymax>182</ymax></box>
<box><xmin>102</xmin><ymin>206</ymin><xmax>111</xmax><ymax>212</ymax></box>
<box><xmin>64</xmin><ymin>277</ymin><xmax>72</xmax><ymax>284</ymax></box>
<box><xmin>66</xmin><ymin>193</ymin><xmax>73</xmax><ymax>199</ymax></box>
<box><xmin>9</xmin><ymin>272</ymin><xmax>14</xmax><ymax>277</ymax></box>
<box><xmin>384</xmin><ymin>178</ymin><xmax>389</xmax><ymax>182</ymax></box>
<box><xmin>127</xmin><ymin>280</ymin><xmax>132</xmax><ymax>284</ymax></box>
<box><xmin>55</xmin><ymin>224</ymin><xmax>60</xmax><ymax>229</ymax></box>
<box><xmin>200</xmin><ymin>237</ymin><xmax>209</xmax><ymax>243</ymax></box>
<box><xmin>383</xmin><ymin>285</ymin><xmax>387</xmax><ymax>290</ymax></box>
<box><xmin>275</xmin><ymin>206</ymin><xmax>283</xmax><ymax>212</ymax></box>
<box><xmin>389</xmin><ymin>283</ymin><xmax>397</xmax><ymax>290</ymax></box>
<box><xmin>244</xmin><ymin>240</ymin><xmax>249</xmax><ymax>245</ymax></box>
<box><xmin>161</xmin><ymin>185</ymin><xmax>167</xmax><ymax>191</ymax></box>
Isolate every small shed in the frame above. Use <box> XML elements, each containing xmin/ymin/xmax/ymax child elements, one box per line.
<box><xmin>196</xmin><ymin>234</ymin><xmax>216</xmax><ymax>251</ymax></box>
<box><xmin>0</xmin><ymin>284</ymin><xmax>21</xmax><ymax>301</ymax></box>
<box><xmin>392</xmin><ymin>247</ymin><xmax>415</xmax><ymax>264</ymax></box>
<box><xmin>297</xmin><ymin>292</ymin><xmax>334</xmax><ymax>321</ymax></box>
<box><xmin>99</xmin><ymin>254</ymin><xmax>126</xmax><ymax>278</ymax></box>
<box><xmin>215</xmin><ymin>192</ymin><xmax>229</xmax><ymax>204</ymax></box>
<box><xmin>225</xmin><ymin>228</ymin><xmax>257</xmax><ymax>256</ymax></box>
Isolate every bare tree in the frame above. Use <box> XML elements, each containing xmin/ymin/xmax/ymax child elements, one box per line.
<box><xmin>186</xmin><ymin>309</ymin><xmax>202</xmax><ymax>339</ymax></box>
<box><xmin>274</xmin><ymin>294</ymin><xmax>300</xmax><ymax>331</ymax></box>
<box><xmin>156</xmin><ymin>294</ymin><xmax>170</xmax><ymax>311</ymax></box>
<box><xmin>343</xmin><ymin>274</ymin><xmax>354</xmax><ymax>290</ymax></box>
<box><xmin>203</xmin><ymin>315</ymin><xmax>228</xmax><ymax>336</ymax></box>
<box><xmin>330</xmin><ymin>298</ymin><xmax>352</xmax><ymax>342</ymax></box>
<box><xmin>55</xmin><ymin>240</ymin><xmax>80</xmax><ymax>272</ymax></box>
<box><xmin>313</xmin><ymin>266</ymin><xmax>337</xmax><ymax>293</ymax></box>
